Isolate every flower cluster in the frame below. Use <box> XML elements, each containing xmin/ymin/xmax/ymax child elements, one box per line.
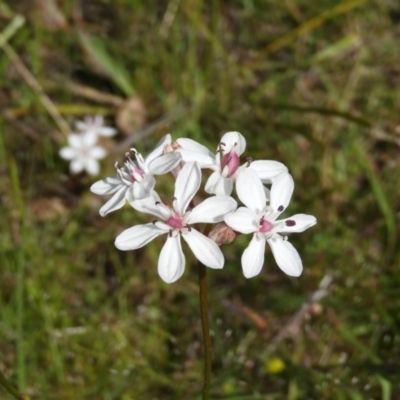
<box><xmin>59</xmin><ymin>115</ymin><xmax>116</xmax><ymax>176</ymax></box>
<box><xmin>91</xmin><ymin>131</ymin><xmax>317</xmax><ymax>283</ymax></box>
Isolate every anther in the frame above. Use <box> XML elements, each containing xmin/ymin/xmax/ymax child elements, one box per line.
<box><xmin>219</xmin><ymin>142</ymin><xmax>226</xmax><ymax>146</ymax></box>
<box><xmin>169</xmin><ymin>229</ymin><xmax>173</xmax><ymax>237</ymax></box>
<box><xmin>246</xmin><ymin>157</ymin><xmax>253</xmax><ymax>167</ymax></box>
<box><xmin>155</xmin><ymin>201</ymin><xmax>161</xmax><ymax>205</ymax></box>
<box><xmin>152</xmin><ymin>220</ymin><xmax>158</xmax><ymax>225</ymax></box>
<box><xmin>130</xmin><ymin>148</ymin><xmax>138</xmax><ymax>154</ymax></box>
<box><xmin>285</xmin><ymin>220</ymin><xmax>296</xmax><ymax>227</ymax></box>
<box><xmin>278</xmin><ymin>205</ymin><xmax>284</xmax><ymax>212</ymax></box>
<box><xmin>186</xmin><ymin>225</ymin><xmax>192</xmax><ymax>232</ymax></box>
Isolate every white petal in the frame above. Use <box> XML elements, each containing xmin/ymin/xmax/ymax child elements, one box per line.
<box><xmin>220</xmin><ymin>131</ymin><xmax>246</xmax><ymax>155</ymax></box>
<box><xmin>274</xmin><ymin>214</ymin><xmax>317</xmax><ymax>233</ymax></box>
<box><xmin>90</xmin><ymin>175</ymin><xmax>122</xmax><ymax>195</ymax></box>
<box><xmin>144</xmin><ymin>134</ymin><xmax>171</xmax><ymax>165</ymax></box>
<box><xmin>68</xmin><ymin>134</ymin><xmax>82</xmax><ymax>149</ymax></box>
<box><xmin>75</xmin><ymin>121</ymin><xmax>88</xmax><ymax>131</ymax></box>
<box><xmin>174</xmin><ymin>162</ymin><xmax>201</xmax><ymax>215</ymax></box>
<box><xmin>115</xmin><ymin>223</ymin><xmax>166</xmax><ymax>250</ymax></box>
<box><xmin>270</xmin><ymin>172</ymin><xmax>294</xmax><ymax>214</ymax></box>
<box><xmin>85</xmin><ymin>159</ymin><xmax>100</xmax><ymax>175</ymax></box>
<box><xmin>236</xmin><ymin>168</ymin><xmax>266</xmax><ymax>213</ymax></box>
<box><xmin>186</xmin><ymin>196</ymin><xmax>237</xmax><ymax>224</ymax></box>
<box><xmin>89</xmin><ymin>146</ymin><xmax>107</xmax><ymax>159</ymax></box>
<box><xmin>178</xmin><ymin>149</ymin><xmax>216</xmax><ymax>168</ymax></box>
<box><xmin>129</xmin><ymin>190</ymin><xmax>171</xmax><ymax>220</ymax></box>
<box><xmin>224</xmin><ymin>207</ymin><xmax>258</xmax><ymax>234</ymax></box>
<box><xmin>182</xmin><ymin>228</ymin><xmax>224</xmax><ymax>269</ymax></box>
<box><xmin>158</xmin><ymin>235</ymin><xmax>185</xmax><ymax>283</ymax></box>
<box><xmin>249</xmin><ymin>160</ymin><xmax>288</xmax><ymax>183</ymax></box>
<box><xmin>94</xmin><ymin>114</ymin><xmax>104</xmax><ymax>126</ymax></box>
<box><xmin>70</xmin><ymin>159</ymin><xmax>83</xmax><ymax>174</ymax></box>
<box><xmin>176</xmin><ymin>138</ymin><xmax>215</xmax><ymax>159</ymax></box>
<box><xmin>147</xmin><ymin>152</ymin><xmax>181</xmax><ymax>175</ymax></box>
<box><xmin>59</xmin><ymin>147</ymin><xmax>76</xmax><ymax>160</ymax></box>
<box><xmin>99</xmin><ymin>186</ymin><xmax>127</xmax><ymax>216</ymax></box>
<box><xmin>204</xmin><ymin>171</ymin><xmax>233</xmax><ymax>195</ymax></box>
<box><xmin>267</xmin><ymin>237</ymin><xmax>303</xmax><ymax>277</ymax></box>
<box><xmin>241</xmin><ymin>234</ymin><xmax>266</xmax><ymax>278</ymax></box>
<box><xmin>132</xmin><ymin>174</ymin><xmax>155</xmax><ymax>199</ymax></box>
<box><xmin>99</xmin><ymin>127</ymin><xmax>117</xmax><ymax>137</ymax></box>
<box><xmin>82</xmin><ymin>131</ymin><xmax>98</xmax><ymax>147</ymax></box>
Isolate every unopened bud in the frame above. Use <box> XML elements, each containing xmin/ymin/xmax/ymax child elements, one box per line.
<box><xmin>208</xmin><ymin>223</ymin><xmax>236</xmax><ymax>246</ymax></box>
<box><xmin>165</xmin><ymin>141</ymin><xmax>183</xmax><ymax>179</ymax></box>
<box><xmin>164</xmin><ymin>141</ymin><xmax>182</xmax><ymax>154</ymax></box>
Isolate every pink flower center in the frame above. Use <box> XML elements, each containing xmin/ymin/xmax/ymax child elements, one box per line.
<box><xmin>129</xmin><ymin>167</ymin><xmax>145</xmax><ymax>182</ymax></box>
<box><xmin>166</xmin><ymin>212</ymin><xmax>184</xmax><ymax>230</ymax></box>
<box><xmin>259</xmin><ymin>219</ymin><xmax>274</xmax><ymax>233</ymax></box>
<box><xmin>220</xmin><ymin>151</ymin><xmax>240</xmax><ymax>178</ymax></box>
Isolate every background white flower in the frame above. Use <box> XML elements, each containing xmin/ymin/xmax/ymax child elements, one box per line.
<box><xmin>224</xmin><ymin>168</ymin><xmax>316</xmax><ymax>278</ymax></box>
<box><xmin>76</xmin><ymin>115</ymin><xmax>117</xmax><ymax>137</ymax></box>
<box><xmin>115</xmin><ymin>162</ymin><xmax>237</xmax><ymax>283</ymax></box>
<box><xmin>91</xmin><ymin>134</ymin><xmax>181</xmax><ymax>216</ymax></box>
<box><xmin>59</xmin><ymin>131</ymin><xmax>107</xmax><ymax>176</ymax></box>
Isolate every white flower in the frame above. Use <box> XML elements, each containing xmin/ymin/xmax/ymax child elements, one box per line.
<box><xmin>115</xmin><ymin>162</ymin><xmax>238</xmax><ymax>283</ymax></box>
<box><xmin>59</xmin><ymin>131</ymin><xmax>107</xmax><ymax>175</ymax></box>
<box><xmin>224</xmin><ymin>169</ymin><xmax>316</xmax><ymax>278</ymax></box>
<box><xmin>76</xmin><ymin>115</ymin><xmax>116</xmax><ymax>137</ymax></box>
<box><xmin>177</xmin><ymin>131</ymin><xmax>288</xmax><ymax>195</ymax></box>
<box><xmin>90</xmin><ymin>134</ymin><xmax>182</xmax><ymax>216</ymax></box>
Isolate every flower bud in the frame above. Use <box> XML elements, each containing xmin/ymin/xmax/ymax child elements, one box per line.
<box><xmin>208</xmin><ymin>222</ymin><xmax>236</xmax><ymax>246</ymax></box>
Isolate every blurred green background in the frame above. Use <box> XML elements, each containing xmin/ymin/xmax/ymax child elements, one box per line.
<box><xmin>1</xmin><ymin>0</ymin><xmax>400</xmax><ymax>399</ymax></box>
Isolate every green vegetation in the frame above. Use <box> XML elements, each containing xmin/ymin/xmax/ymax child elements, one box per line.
<box><xmin>1</xmin><ymin>0</ymin><xmax>400</xmax><ymax>398</ymax></box>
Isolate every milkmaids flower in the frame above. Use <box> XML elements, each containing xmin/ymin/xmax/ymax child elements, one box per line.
<box><xmin>115</xmin><ymin>162</ymin><xmax>237</xmax><ymax>283</ymax></box>
<box><xmin>59</xmin><ymin>131</ymin><xmax>107</xmax><ymax>175</ymax></box>
<box><xmin>224</xmin><ymin>168</ymin><xmax>316</xmax><ymax>278</ymax></box>
<box><xmin>76</xmin><ymin>115</ymin><xmax>117</xmax><ymax>137</ymax></box>
<box><xmin>90</xmin><ymin>134</ymin><xmax>182</xmax><ymax>216</ymax></box>
<box><xmin>177</xmin><ymin>131</ymin><xmax>288</xmax><ymax>196</ymax></box>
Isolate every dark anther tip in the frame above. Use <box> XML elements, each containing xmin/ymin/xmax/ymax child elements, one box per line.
<box><xmin>285</xmin><ymin>220</ymin><xmax>296</xmax><ymax>227</ymax></box>
<box><xmin>278</xmin><ymin>205</ymin><xmax>284</xmax><ymax>212</ymax></box>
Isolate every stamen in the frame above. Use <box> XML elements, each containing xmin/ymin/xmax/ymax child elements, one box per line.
<box><xmin>278</xmin><ymin>205</ymin><xmax>284</xmax><ymax>212</ymax></box>
<box><xmin>246</xmin><ymin>157</ymin><xmax>253</xmax><ymax>167</ymax></box>
<box><xmin>285</xmin><ymin>220</ymin><xmax>296</xmax><ymax>227</ymax></box>
<box><xmin>186</xmin><ymin>225</ymin><xmax>192</xmax><ymax>232</ymax></box>
<box><xmin>116</xmin><ymin>169</ymin><xmax>124</xmax><ymax>180</ymax></box>
<box><xmin>169</xmin><ymin>229</ymin><xmax>173</xmax><ymax>237</ymax></box>
<box><xmin>155</xmin><ymin>201</ymin><xmax>161</xmax><ymax>205</ymax></box>
<box><xmin>219</xmin><ymin>142</ymin><xmax>226</xmax><ymax>146</ymax></box>
<box><xmin>130</xmin><ymin>148</ymin><xmax>138</xmax><ymax>155</ymax></box>
<box><xmin>152</xmin><ymin>220</ymin><xmax>158</xmax><ymax>225</ymax></box>
<box><xmin>114</xmin><ymin>161</ymin><xmax>119</xmax><ymax>169</ymax></box>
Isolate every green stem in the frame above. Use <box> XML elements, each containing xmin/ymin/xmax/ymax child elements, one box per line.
<box><xmin>0</xmin><ymin>369</ymin><xmax>30</xmax><ymax>400</ymax></box>
<box><xmin>198</xmin><ymin>263</ymin><xmax>212</xmax><ymax>400</ymax></box>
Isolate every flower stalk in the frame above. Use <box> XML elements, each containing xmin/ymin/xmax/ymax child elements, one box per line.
<box><xmin>198</xmin><ymin>262</ymin><xmax>212</xmax><ymax>400</ymax></box>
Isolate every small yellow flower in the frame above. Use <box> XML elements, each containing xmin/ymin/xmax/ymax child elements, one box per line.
<box><xmin>265</xmin><ymin>357</ymin><xmax>286</xmax><ymax>374</ymax></box>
